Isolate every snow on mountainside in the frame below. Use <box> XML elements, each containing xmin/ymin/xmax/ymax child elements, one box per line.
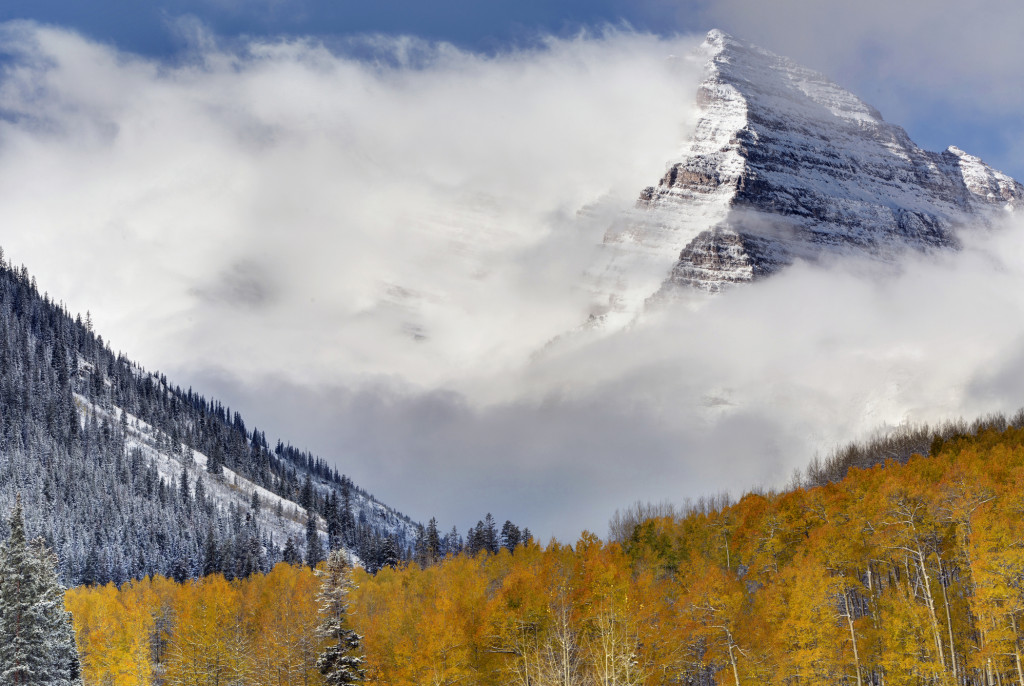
<box><xmin>587</xmin><ymin>29</ymin><xmax>1024</xmax><ymax>324</ymax></box>
<box><xmin>97</xmin><ymin>389</ymin><xmax>417</xmax><ymax>559</ymax></box>
<box><xmin>73</xmin><ymin>393</ymin><xmax>400</xmax><ymax>566</ymax></box>
<box><xmin>0</xmin><ymin>257</ymin><xmax>420</xmax><ymax>583</ymax></box>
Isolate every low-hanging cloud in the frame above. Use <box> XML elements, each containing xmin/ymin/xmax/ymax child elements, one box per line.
<box><xmin>3</xmin><ymin>21</ymin><xmax>1024</xmax><ymax>541</ymax></box>
<box><xmin>205</xmin><ymin>220</ymin><xmax>1024</xmax><ymax>541</ymax></box>
<box><xmin>0</xmin><ymin>21</ymin><xmax>703</xmax><ymax>385</ymax></box>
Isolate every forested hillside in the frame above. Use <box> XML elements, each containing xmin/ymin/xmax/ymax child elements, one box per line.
<box><xmin>0</xmin><ymin>249</ymin><xmax>417</xmax><ymax>584</ymax></box>
<box><xmin>67</xmin><ymin>417</ymin><xmax>1024</xmax><ymax>685</ymax></box>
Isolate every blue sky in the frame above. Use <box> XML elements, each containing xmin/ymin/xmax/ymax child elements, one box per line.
<box><xmin>0</xmin><ymin>0</ymin><xmax>690</xmax><ymax>57</ymax></box>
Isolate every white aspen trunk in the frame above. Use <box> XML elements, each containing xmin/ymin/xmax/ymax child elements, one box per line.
<box><xmin>937</xmin><ymin>556</ymin><xmax>959</xmax><ymax>684</ymax></box>
<box><xmin>844</xmin><ymin>591</ymin><xmax>864</xmax><ymax>686</ymax></box>
<box><xmin>913</xmin><ymin>546</ymin><xmax>947</xmax><ymax>673</ymax></box>
<box><xmin>1011</xmin><ymin>614</ymin><xmax>1024</xmax><ymax>686</ymax></box>
<box><xmin>728</xmin><ymin>641</ymin><xmax>740</xmax><ymax>686</ymax></box>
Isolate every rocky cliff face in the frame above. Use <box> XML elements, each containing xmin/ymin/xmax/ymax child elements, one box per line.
<box><xmin>590</xmin><ymin>29</ymin><xmax>1023</xmax><ymax>318</ymax></box>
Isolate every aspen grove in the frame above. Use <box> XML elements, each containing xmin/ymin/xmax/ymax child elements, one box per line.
<box><xmin>64</xmin><ymin>423</ymin><xmax>1024</xmax><ymax>686</ymax></box>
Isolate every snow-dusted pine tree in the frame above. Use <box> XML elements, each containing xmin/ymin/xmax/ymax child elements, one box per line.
<box><xmin>316</xmin><ymin>550</ymin><xmax>365</xmax><ymax>685</ymax></box>
<box><xmin>306</xmin><ymin>512</ymin><xmax>325</xmax><ymax>569</ymax></box>
<box><xmin>28</xmin><ymin>540</ymin><xmax>82</xmax><ymax>685</ymax></box>
<box><xmin>0</xmin><ymin>498</ymin><xmax>44</xmax><ymax>684</ymax></box>
<box><xmin>0</xmin><ymin>498</ymin><xmax>82</xmax><ymax>685</ymax></box>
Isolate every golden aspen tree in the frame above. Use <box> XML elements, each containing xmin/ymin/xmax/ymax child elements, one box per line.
<box><xmin>164</xmin><ymin>574</ymin><xmax>249</xmax><ymax>686</ymax></box>
<box><xmin>683</xmin><ymin>559</ymin><xmax>751</xmax><ymax>686</ymax></box>
<box><xmin>245</xmin><ymin>562</ymin><xmax>323</xmax><ymax>686</ymax></box>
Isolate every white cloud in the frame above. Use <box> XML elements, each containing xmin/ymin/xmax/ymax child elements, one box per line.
<box><xmin>3</xmin><ymin>21</ymin><xmax>1024</xmax><ymax>540</ymax></box>
<box><xmin>0</xmin><ymin>23</ymin><xmax>703</xmax><ymax>385</ymax></box>
<box><xmin>209</xmin><ymin>218</ymin><xmax>1024</xmax><ymax>541</ymax></box>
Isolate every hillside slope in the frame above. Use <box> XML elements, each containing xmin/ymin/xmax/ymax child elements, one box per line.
<box><xmin>0</xmin><ymin>252</ymin><xmax>417</xmax><ymax>583</ymax></box>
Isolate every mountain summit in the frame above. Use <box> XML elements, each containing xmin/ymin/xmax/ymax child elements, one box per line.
<box><xmin>591</xmin><ymin>30</ymin><xmax>1023</xmax><ymax>317</ymax></box>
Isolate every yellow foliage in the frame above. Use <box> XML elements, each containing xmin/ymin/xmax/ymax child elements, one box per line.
<box><xmin>67</xmin><ymin>425</ymin><xmax>1024</xmax><ymax>686</ymax></box>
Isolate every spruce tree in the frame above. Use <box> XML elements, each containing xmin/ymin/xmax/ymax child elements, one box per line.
<box><xmin>315</xmin><ymin>550</ymin><xmax>365</xmax><ymax>685</ymax></box>
<box><xmin>282</xmin><ymin>537</ymin><xmax>301</xmax><ymax>565</ymax></box>
<box><xmin>483</xmin><ymin>513</ymin><xmax>499</xmax><ymax>554</ymax></box>
<box><xmin>0</xmin><ymin>498</ymin><xmax>43</xmax><ymax>684</ymax></box>
<box><xmin>178</xmin><ymin>466</ymin><xmax>191</xmax><ymax>509</ymax></box>
<box><xmin>202</xmin><ymin>525</ymin><xmax>220</xmax><ymax>577</ymax></box>
<box><xmin>444</xmin><ymin>526</ymin><xmax>461</xmax><ymax>556</ymax></box>
<box><xmin>425</xmin><ymin>517</ymin><xmax>441</xmax><ymax>563</ymax></box>
<box><xmin>412</xmin><ymin>524</ymin><xmax>428</xmax><ymax>568</ymax></box>
<box><xmin>300</xmin><ymin>475</ymin><xmax>314</xmax><ymax>511</ymax></box>
<box><xmin>326</xmin><ymin>492</ymin><xmax>342</xmax><ymax>551</ymax></box>
<box><xmin>28</xmin><ymin>539</ymin><xmax>82</xmax><ymax>685</ymax></box>
<box><xmin>0</xmin><ymin>499</ymin><xmax>82</xmax><ymax>685</ymax></box>
<box><xmin>500</xmin><ymin>520</ymin><xmax>521</xmax><ymax>552</ymax></box>
<box><xmin>306</xmin><ymin>513</ymin><xmax>325</xmax><ymax>569</ymax></box>
<box><xmin>378</xmin><ymin>535</ymin><xmax>399</xmax><ymax>570</ymax></box>
<box><xmin>340</xmin><ymin>480</ymin><xmax>355</xmax><ymax>545</ymax></box>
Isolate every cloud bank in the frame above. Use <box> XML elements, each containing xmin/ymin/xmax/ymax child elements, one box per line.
<box><xmin>2</xmin><ymin>22</ymin><xmax>1023</xmax><ymax>540</ymax></box>
<box><xmin>0</xmin><ymin>22</ymin><xmax>702</xmax><ymax>385</ymax></box>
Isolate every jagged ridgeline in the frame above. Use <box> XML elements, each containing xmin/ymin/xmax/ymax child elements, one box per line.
<box><xmin>0</xmin><ymin>251</ymin><xmax>418</xmax><ymax>585</ymax></box>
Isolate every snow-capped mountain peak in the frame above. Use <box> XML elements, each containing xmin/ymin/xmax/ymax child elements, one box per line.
<box><xmin>589</xmin><ymin>29</ymin><xmax>1024</xmax><ymax>321</ymax></box>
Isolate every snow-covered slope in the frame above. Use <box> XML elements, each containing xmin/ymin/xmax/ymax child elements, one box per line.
<box><xmin>78</xmin><ymin>395</ymin><xmax>315</xmax><ymax>552</ymax></box>
<box><xmin>75</xmin><ymin>393</ymin><xmax>418</xmax><ymax>569</ymax></box>
<box><xmin>588</xmin><ymin>30</ymin><xmax>1023</xmax><ymax>322</ymax></box>
<box><xmin>0</xmin><ymin>254</ymin><xmax>419</xmax><ymax>583</ymax></box>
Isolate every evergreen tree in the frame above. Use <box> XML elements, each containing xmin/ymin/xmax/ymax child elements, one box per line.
<box><xmin>500</xmin><ymin>520</ymin><xmax>522</xmax><ymax>552</ymax></box>
<box><xmin>340</xmin><ymin>479</ymin><xmax>355</xmax><ymax>545</ymax></box>
<box><xmin>0</xmin><ymin>499</ymin><xmax>82</xmax><ymax>685</ymax></box>
<box><xmin>206</xmin><ymin>442</ymin><xmax>224</xmax><ymax>476</ymax></box>
<box><xmin>178</xmin><ymin>465</ymin><xmax>191</xmax><ymax>508</ymax></box>
<box><xmin>413</xmin><ymin>525</ymin><xmax>428</xmax><ymax>567</ymax></box>
<box><xmin>282</xmin><ymin>537</ymin><xmax>301</xmax><ymax>565</ymax></box>
<box><xmin>425</xmin><ymin>517</ymin><xmax>441</xmax><ymax>563</ymax></box>
<box><xmin>80</xmin><ymin>540</ymin><xmax>102</xmax><ymax>587</ymax></box>
<box><xmin>443</xmin><ymin>526</ymin><xmax>462</xmax><ymax>556</ymax></box>
<box><xmin>0</xmin><ymin>498</ymin><xmax>43</xmax><ymax>684</ymax></box>
<box><xmin>194</xmin><ymin>476</ymin><xmax>207</xmax><ymax>511</ymax></box>
<box><xmin>378</xmin><ymin>535</ymin><xmax>400</xmax><ymax>571</ymax></box>
<box><xmin>466</xmin><ymin>524</ymin><xmax>480</xmax><ymax>556</ymax></box>
<box><xmin>306</xmin><ymin>513</ymin><xmax>325</xmax><ymax>569</ymax></box>
<box><xmin>202</xmin><ymin>525</ymin><xmax>220</xmax><ymax>577</ymax></box>
<box><xmin>31</xmin><ymin>543</ymin><xmax>82</xmax><ymax>686</ymax></box>
<box><xmin>483</xmin><ymin>513</ymin><xmax>499</xmax><ymax>554</ymax></box>
<box><xmin>300</xmin><ymin>475</ymin><xmax>314</xmax><ymax>512</ymax></box>
<box><xmin>315</xmin><ymin>550</ymin><xmax>365</xmax><ymax>685</ymax></box>
<box><xmin>326</xmin><ymin>492</ymin><xmax>342</xmax><ymax>551</ymax></box>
